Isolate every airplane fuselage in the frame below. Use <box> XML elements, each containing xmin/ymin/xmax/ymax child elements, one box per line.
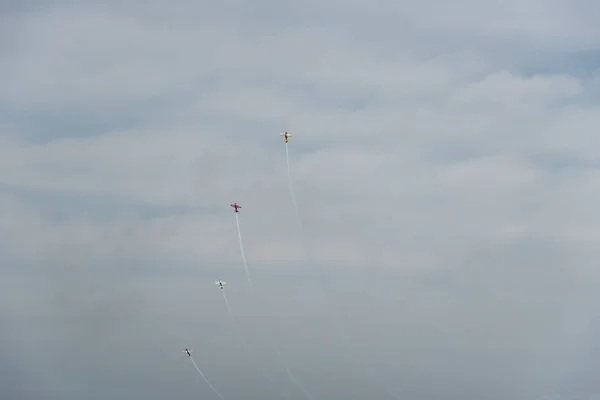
<box><xmin>280</xmin><ymin>132</ymin><xmax>291</xmax><ymax>143</ymax></box>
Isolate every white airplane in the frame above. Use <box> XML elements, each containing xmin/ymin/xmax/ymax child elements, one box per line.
<box><xmin>215</xmin><ymin>278</ymin><xmax>226</xmax><ymax>290</ymax></box>
<box><xmin>280</xmin><ymin>132</ymin><xmax>292</xmax><ymax>143</ymax></box>
<box><xmin>182</xmin><ymin>348</ymin><xmax>194</xmax><ymax>357</ymax></box>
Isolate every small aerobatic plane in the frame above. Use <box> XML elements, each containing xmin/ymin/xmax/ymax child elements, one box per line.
<box><xmin>230</xmin><ymin>202</ymin><xmax>241</xmax><ymax>213</ymax></box>
<box><xmin>182</xmin><ymin>348</ymin><xmax>194</xmax><ymax>357</ymax></box>
<box><xmin>215</xmin><ymin>278</ymin><xmax>226</xmax><ymax>290</ymax></box>
<box><xmin>280</xmin><ymin>132</ymin><xmax>292</xmax><ymax>143</ymax></box>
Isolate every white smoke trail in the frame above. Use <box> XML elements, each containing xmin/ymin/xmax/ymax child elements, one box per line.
<box><xmin>284</xmin><ymin>366</ymin><xmax>316</xmax><ymax>400</ymax></box>
<box><xmin>227</xmin><ymin>151</ymin><xmax>317</xmax><ymax>399</ymax></box>
<box><xmin>220</xmin><ymin>290</ymin><xmax>249</xmax><ymax>350</ymax></box>
<box><xmin>282</xmin><ymin>140</ymin><xmax>400</xmax><ymax>399</ymax></box>
<box><xmin>219</xmin><ymin>287</ymin><xmax>292</xmax><ymax>400</ymax></box>
<box><xmin>308</xmin><ymin>269</ymin><xmax>402</xmax><ymax>399</ymax></box>
<box><xmin>222</xmin><ymin>285</ymin><xmax>316</xmax><ymax>400</ymax></box>
<box><xmin>189</xmin><ymin>356</ymin><xmax>226</xmax><ymax>400</ymax></box>
<box><xmin>270</xmin><ymin>332</ymin><xmax>317</xmax><ymax>400</ymax></box>
<box><xmin>234</xmin><ymin>213</ymin><xmax>252</xmax><ymax>286</ymax></box>
<box><xmin>285</xmin><ymin>142</ymin><xmax>303</xmax><ymax>231</ymax></box>
<box><xmin>220</xmin><ymin>289</ymin><xmax>232</xmax><ymax>314</ymax></box>
<box><xmin>246</xmin><ymin>286</ymin><xmax>317</xmax><ymax>400</ymax></box>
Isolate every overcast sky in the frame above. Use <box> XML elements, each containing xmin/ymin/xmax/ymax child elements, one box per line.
<box><xmin>2</xmin><ymin>1</ymin><xmax>600</xmax><ymax>399</ymax></box>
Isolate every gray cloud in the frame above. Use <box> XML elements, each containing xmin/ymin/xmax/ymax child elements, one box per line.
<box><xmin>2</xmin><ymin>1</ymin><xmax>600</xmax><ymax>399</ymax></box>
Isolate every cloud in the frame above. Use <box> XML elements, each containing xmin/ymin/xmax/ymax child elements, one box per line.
<box><xmin>3</xmin><ymin>1</ymin><xmax>600</xmax><ymax>399</ymax></box>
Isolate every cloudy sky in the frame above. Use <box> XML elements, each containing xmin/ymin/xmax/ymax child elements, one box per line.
<box><xmin>2</xmin><ymin>0</ymin><xmax>600</xmax><ymax>399</ymax></box>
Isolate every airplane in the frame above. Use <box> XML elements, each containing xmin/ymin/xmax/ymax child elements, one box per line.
<box><xmin>230</xmin><ymin>203</ymin><xmax>241</xmax><ymax>213</ymax></box>
<box><xmin>182</xmin><ymin>348</ymin><xmax>194</xmax><ymax>357</ymax></box>
<box><xmin>280</xmin><ymin>132</ymin><xmax>292</xmax><ymax>143</ymax></box>
<box><xmin>215</xmin><ymin>278</ymin><xmax>226</xmax><ymax>290</ymax></box>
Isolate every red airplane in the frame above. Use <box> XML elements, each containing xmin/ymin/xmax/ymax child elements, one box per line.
<box><xmin>182</xmin><ymin>348</ymin><xmax>194</xmax><ymax>357</ymax></box>
<box><xmin>230</xmin><ymin>203</ymin><xmax>241</xmax><ymax>213</ymax></box>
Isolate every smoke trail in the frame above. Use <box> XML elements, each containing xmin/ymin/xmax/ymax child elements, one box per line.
<box><xmin>219</xmin><ymin>288</ymin><xmax>257</xmax><ymax>358</ymax></box>
<box><xmin>227</xmin><ymin>151</ymin><xmax>317</xmax><ymax>399</ymax></box>
<box><xmin>269</xmin><ymin>331</ymin><xmax>317</xmax><ymax>400</ymax></box>
<box><xmin>219</xmin><ymin>287</ymin><xmax>292</xmax><ymax>400</ymax></box>
<box><xmin>285</xmin><ymin>142</ymin><xmax>303</xmax><ymax>231</ymax></box>
<box><xmin>234</xmin><ymin>213</ymin><xmax>252</xmax><ymax>286</ymax></box>
<box><xmin>307</xmin><ymin>262</ymin><xmax>402</xmax><ymax>399</ymax></box>
<box><xmin>222</xmin><ymin>285</ymin><xmax>316</xmax><ymax>400</ymax></box>
<box><xmin>282</xmin><ymin>140</ymin><xmax>400</xmax><ymax>399</ymax></box>
<box><xmin>257</xmin><ymin>311</ymin><xmax>316</xmax><ymax>400</ymax></box>
<box><xmin>220</xmin><ymin>289</ymin><xmax>250</xmax><ymax>351</ymax></box>
<box><xmin>245</xmin><ymin>285</ymin><xmax>317</xmax><ymax>400</ymax></box>
<box><xmin>188</xmin><ymin>356</ymin><xmax>226</xmax><ymax>400</ymax></box>
<box><xmin>230</xmin><ymin>212</ymin><xmax>296</xmax><ymax>399</ymax></box>
<box><xmin>283</xmin><ymin>141</ymin><xmax>317</xmax><ymax>273</ymax></box>
<box><xmin>220</xmin><ymin>289</ymin><xmax>232</xmax><ymax>314</ymax></box>
<box><xmin>284</xmin><ymin>366</ymin><xmax>316</xmax><ymax>400</ymax></box>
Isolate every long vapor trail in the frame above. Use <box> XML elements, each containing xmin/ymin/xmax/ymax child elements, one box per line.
<box><xmin>285</xmin><ymin>142</ymin><xmax>303</xmax><ymax>231</ymax></box>
<box><xmin>281</xmin><ymin>137</ymin><xmax>400</xmax><ymax>399</ymax></box>
<box><xmin>218</xmin><ymin>287</ymin><xmax>293</xmax><ymax>400</ymax></box>
<box><xmin>261</xmin><ymin>316</ymin><xmax>316</xmax><ymax>400</ymax></box>
<box><xmin>222</xmin><ymin>284</ymin><xmax>316</xmax><ymax>400</ymax></box>
<box><xmin>284</xmin><ymin>366</ymin><xmax>316</xmax><ymax>400</ymax></box>
<box><xmin>269</xmin><ymin>329</ymin><xmax>317</xmax><ymax>400</ymax></box>
<box><xmin>245</xmin><ymin>286</ymin><xmax>317</xmax><ymax>400</ymax></box>
<box><xmin>234</xmin><ymin>212</ymin><xmax>252</xmax><ymax>286</ymax></box>
<box><xmin>189</xmin><ymin>356</ymin><xmax>226</xmax><ymax>400</ymax></box>
<box><xmin>228</xmin><ymin>153</ymin><xmax>317</xmax><ymax>400</ymax></box>
<box><xmin>220</xmin><ymin>289</ymin><xmax>232</xmax><ymax>314</ymax></box>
